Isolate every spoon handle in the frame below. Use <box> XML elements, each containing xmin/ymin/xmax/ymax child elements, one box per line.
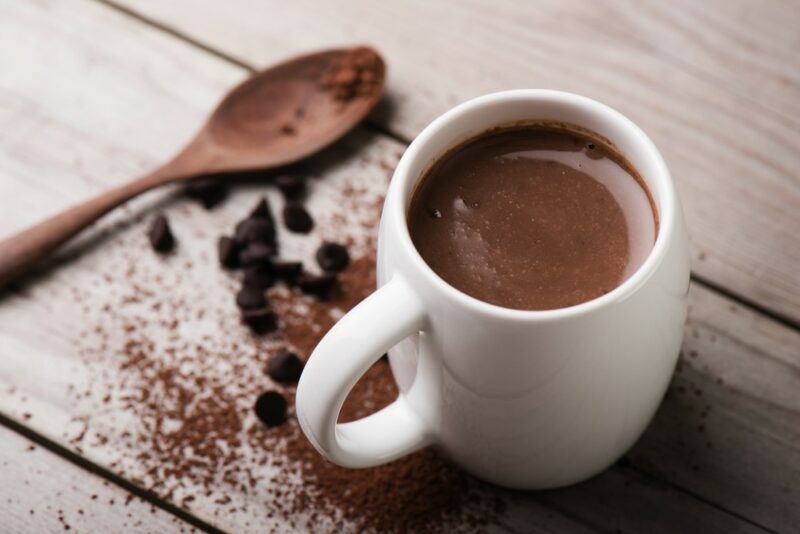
<box><xmin>0</xmin><ymin>166</ymin><xmax>173</xmax><ymax>289</ymax></box>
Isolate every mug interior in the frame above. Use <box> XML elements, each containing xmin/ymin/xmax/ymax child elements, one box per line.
<box><xmin>391</xmin><ymin>90</ymin><xmax>675</xmax><ymax>318</ymax></box>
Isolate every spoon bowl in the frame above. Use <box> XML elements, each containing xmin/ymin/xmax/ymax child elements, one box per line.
<box><xmin>196</xmin><ymin>47</ymin><xmax>385</xmax><ymax>173</ymax></box>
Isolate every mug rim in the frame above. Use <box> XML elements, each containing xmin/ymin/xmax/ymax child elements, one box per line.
<box><xmin>388</xmin><ymin>89</ymin><xmax>677</xmax><ymax>322</ymax></box>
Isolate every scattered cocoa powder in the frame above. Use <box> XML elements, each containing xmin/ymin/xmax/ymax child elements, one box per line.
<box><xmin>68</xmin><ymin>145</ymin><xmax>503</xmax><ymax>531</ymax></box>
<box><xmin>270</xmin><ymin>255</ymin><xmax>377</xmax><ymax>356</ymax></box>
<box><xmin>276</xmin><ymin>361</ymin><xmax>505</xmax><ymax>533</ymax></box>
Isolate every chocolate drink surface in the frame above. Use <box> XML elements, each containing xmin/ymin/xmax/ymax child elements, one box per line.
<box><xmin>407</xmin><ymin>125</ymin><xmax>657</xmax><ymax>311</ymax></box>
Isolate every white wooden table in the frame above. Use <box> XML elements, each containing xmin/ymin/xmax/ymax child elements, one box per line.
<box><xmin>1</xmin><ymin>0</ymin><xmax>798</xmax><ymax>532</ymax></box>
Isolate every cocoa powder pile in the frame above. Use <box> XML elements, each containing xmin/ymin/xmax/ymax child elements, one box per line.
<box><xmin>279</xmin><ymin>365</ymin><xmax>504</xmax><ymax>533</ymax></box>
<box><xmin>269</xmin><ymin>258</ymin><xmax>504</xmax><ymax>532</ymax></box>
<box><xmin>320</xmin><ymin>46</ymin><xmax>384</xmax><ymax>102</ymax></box>
<box><xmin>70</xmin><ymin>156</ymin><xmax>504</xmax><ymax>532</ymax></box>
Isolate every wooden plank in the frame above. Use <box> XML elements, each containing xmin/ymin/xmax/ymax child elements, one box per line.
<box><xmin>0</xmin><ymin>425</ymin><xmax>193</xmax><ymax>533</ymax></box>
<box><xmin>534</xmin><ymin>466</ymin><xmax>765</xmax><ymax>534</ymax></box>
<box><xmin>109</xmin><ymin>0</ymin><xmax>800</xmax><ymax>323</ymax></box>
<box><xmin>0</xmin><ymin>0</ymin><xmax>796</xmax><ymax>532</ymax></box>
<box><xmin>587</xmin><ymin>0</ymin><xmax>800</xmax><ymax>121</ymax></box>
<box><xmin>0</xmin><ymin>0</ymin><xmax>243</xmax><ymax>231</ymax></box>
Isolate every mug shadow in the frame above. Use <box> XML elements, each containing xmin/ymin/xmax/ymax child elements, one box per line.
<box><xmin>282</xmin><ymin>345</ymin><xmax>737</xmax><ymax>531</ymax></box>
<box><xmin>479</xmin><ymin>352</ymin><xmax>740</xmax><ymax>530</ymax></box>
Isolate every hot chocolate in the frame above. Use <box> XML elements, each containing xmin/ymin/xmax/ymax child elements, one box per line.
<box><xmin>408</xmin><ymin>124</ymin><xmax>657</xmax><ymax>310</ymax></box>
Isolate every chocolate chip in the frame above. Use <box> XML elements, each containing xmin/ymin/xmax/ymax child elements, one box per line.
<box><xmin>249</xmin><ymin>197</ymin><xmax>275</xmax><ymax>225</ymax></box>
<box><xmin>242</xmin><ymin>307</ymin><xmax>278</xmax><ymax>334</ymax></box>
<box><xmin>276</xmin><ymin>176</ymin><xmax>306</xmax><ymax>200</ymax></box>
<box><xmin>185</xmin><ymin>179</ymin><xmax>227</xmax><ymax>209</ymax></box>
<box><xmin>428</xmin><ymin>208</ymin><xmax>442</xmax><ymax>219</ymax></box>
<box><xmin>316</xmin><ymin>242</ymin><xmax>350</xmax><ymax>273</ymax></box>
<box><xmin>254</xmin><ymin>391</ymin><xmax>287</xmax><ymax>427</ymax></box>
<box><xmin>147</xmin><ymin>214</ymin><xmax>174</xmax><ymax>253</ymax></box>
<box><xmin>267</xmin><ymin>351</ymin><xmax>305</xmax><ymax>383</ymax></box>
<box><xmin>236</xmin><ymin>285</ymin><xmax>266</xmax><ymax>310</ymax></box>
<box><xmin>297</xmin><ymin>273</ymin><xmax>338</xmax><ymax>300</ymax></box>
<box><xmin>272</xmin><ymin>261</ymin><xmax>303</xmax><ymax>283</ymax></box>
<box><xmin>242</xmin><ymin>307</ymin><xmax>279</xmax><ymax>335</ymax></box>
<box><xmin>235</xmin><ymin>217</ymin><xmax>276</xmax><ymax>245</ymax></box>
<box><xmin>218</xmin><ymin>236</ymin><xmax>240</xmax><ymax>269</ymax></box>
<box><xmin>240</xmin><ymin>242</ymin><xmax>276</xmax><ymax>267</ymax></box>
<box><xmin>243</xmin><ymin>265</ymin><xmax>274</xmax><ymax>290</ymax></box>
<box><xmin>585</xmin><ymin>142</ymin><xmax>605</xmax><ymax>160</ymax></box>
<box><xmin>283</xmin><ymin>203</ymin><xmax>314</xmax><ymax>233</ymax></box>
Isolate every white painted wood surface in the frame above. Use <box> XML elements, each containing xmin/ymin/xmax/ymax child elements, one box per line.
<box><xmin>0</xmin><ymin>425</ymin><xmax>193</xmax><ymax>533</ymax></box>
<box><xmin>114</xmin><ymin>0</ymin><xmax>800</xmax><ymax>323</ymax></box>
<box><xmin>0</xmin><ymin>0</ymin><xmax>798</xmax><ymax>532</ymax></box>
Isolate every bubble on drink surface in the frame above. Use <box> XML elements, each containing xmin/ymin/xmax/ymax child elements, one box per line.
<box><xmin>428</xmin><ymin>207</ymin><xmax>443</xmax><ymax>219</ymax></box>
<box><xmin>454</xmin><ymin>197</ymin><xmax>469</xmax><ymax>212</ymax></box>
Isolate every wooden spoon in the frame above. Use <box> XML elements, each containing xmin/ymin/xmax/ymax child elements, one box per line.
<box><xmin>0</xmin><ymin>46</ymin><xmax>385</xmax><ymax>288</ymax></box>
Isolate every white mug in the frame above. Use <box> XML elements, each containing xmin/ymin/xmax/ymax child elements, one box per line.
<box><xmin>296</xmin><ymin>90</ymin><xmax>690</xmax><ymax>489</ymax></box>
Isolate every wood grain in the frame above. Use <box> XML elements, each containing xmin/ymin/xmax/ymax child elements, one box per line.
<box><xmin>109</xmin><ymin>0</ymin><xmax>800</xmax><ymax>324</ymax></box>
<box><xmin>589</xmin><ymin>0</ymin><xmax>800</xmax><ymax>121</ymax></box>
<box><xmin>0</xmin><ymin>425</ymin><xmax>193</xmax><ymax>533</ymax></box>
<box><xmin>0</xmin><ymin>0</ymin><xmax>798</xmax><ymax>532</ymax></box>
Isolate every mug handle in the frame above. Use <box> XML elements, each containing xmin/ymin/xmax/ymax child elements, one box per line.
<box><xmin>296</xmin><ymin>275</ymin><xmax>433</xmax><ymax>468</ymax></box>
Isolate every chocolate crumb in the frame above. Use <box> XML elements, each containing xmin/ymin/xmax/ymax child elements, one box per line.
<box><xmin>218</xmin><ymin>236</ymin><xmax>240</xmax><ymax>269</ymax></box>
<box><xmin>185</xmin><ymin>179</ymin><xmax>227</xmax><ymax>209</ymax></box>
<box><xmin>316</xmin><ymin>242</ymin><xmax>350</xmax><ymax>273</ymax></box>
<box><xmin>240</xmin><ymin>242</ymin><xmax>276</xmax><ymax>267</ymax></box>
<box><xmin>242</xmin><ymin>307</ymin><xmax>279</xmax><ymax>335</ymax></box>
<box><xmin>243</xmin><ymin>265</ymin><xmax>274</xmax><ymax>291</ymax></box>
<box><xmin>254</xmin><ymin>391</ymin><xmax>287</xmax><ymax>427</ymax></box>
<box><xmin>267</xmin><ymin>351</ymin><xmax>305</xmax><ymax>384</ymax></box>
<box><xmin>235</xmin><ymin>217</ymin><xmax>276</xmax><ymax>246</ymax></box>
<box><xmin>249</xmin><ymin>197</ymin><xmax>275</xmax><ymax>226</ymax></box>
<box><xmin>147</xmin><ymin>214</ymin><xmax>174</xmax><ymax>254</ymax></box>
<box><xmin>272</xmin><ymin>261</ymin><xmax>303</xmax><ymax>283</ymax></box>
<box><xmin>236</xmin><ymin>285</ymin><xmax>267</xmax><ymax>310</ymax></box>
<box><xmin>283</xmin><ymin>203</ymin><xmax>314</xmax><ymax>234</ymax></box>
<box><xmin>297</xmin><ymin>273</ymin><xmax>338</xmax><ymax>300</ymax></box>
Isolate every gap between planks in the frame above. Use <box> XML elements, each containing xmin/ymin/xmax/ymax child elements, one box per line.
<box><xmin>0</xmin><ymin>411</ymin><xmax>223</xmax><ymax>534</ymax></box>
<box><xmin>0</xmin><ymin>424</ymin><xmax>196</xmax><ymax>533</ymax></box>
